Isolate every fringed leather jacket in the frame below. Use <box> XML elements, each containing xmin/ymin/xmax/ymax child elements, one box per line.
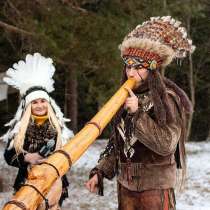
<box><xmin>90</xmin><ymin>89</ymin><xmax>187</xmax><ymax>194</ymax></box>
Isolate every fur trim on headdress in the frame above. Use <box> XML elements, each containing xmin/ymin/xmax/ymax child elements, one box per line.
<box><xmin>25</xmin><ymin>90</ymin><xmax>50</xmax><ymax>105</ymax></box>
<box><xmin>120</xmin><ymin>16</ymin><xmax>195</xmax><ymax>67</ymax></box>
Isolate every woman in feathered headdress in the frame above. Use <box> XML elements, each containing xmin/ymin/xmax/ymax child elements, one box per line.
<box><xmin>86</xmin><ymin>16</ymin><xmax>195</xmax><ymax>210</ymax></box>
<box><xmin>1</xmin><ymin>53</ymin><xmax>74</xmax><ymax>210</ymax></box>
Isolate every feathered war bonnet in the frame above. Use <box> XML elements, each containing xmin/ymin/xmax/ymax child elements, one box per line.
<box><xmin>119</xmin><ymin>16</ymin><xmax>196</xmax><ymax>70</ymax></box>
<box><xmin>1</xmin><ymin>53</ymin><xmax>73</xmax><ymax>146</ymax></box>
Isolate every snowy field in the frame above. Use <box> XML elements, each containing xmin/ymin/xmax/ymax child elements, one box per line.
<box><xmin>0</xmin><ymin>140</ymin><xmax>210</xmax><ymax>210</ymax></box>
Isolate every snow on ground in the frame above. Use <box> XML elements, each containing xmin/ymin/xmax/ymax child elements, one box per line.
<box><xmin>0</xmin><ymin>140</ymin><xmax>210</xmax><ymax>210</ymax></box>
<box><xmin>176</xmin><ymin>142</ymin><xmax>210</xmax><ymax>210</ymax></box>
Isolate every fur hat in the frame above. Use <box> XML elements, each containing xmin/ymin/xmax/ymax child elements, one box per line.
<box><xmin>120</xmin><ymin>16</ymin><xmax>195</xmax><ymax>69</ymax></box>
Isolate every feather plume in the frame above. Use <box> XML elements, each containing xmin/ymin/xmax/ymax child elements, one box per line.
<box><xmin>120</xmin><ymin>16</ymin><xmax>196</xmax><ymax>67</ymax></box>
<box><xmin>3</xmin><ymin>53</ymin><xmax>55</xmax><ymax>95</ymax></box>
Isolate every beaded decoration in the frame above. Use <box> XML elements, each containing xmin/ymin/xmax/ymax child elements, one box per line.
<box><xmin>122</xmin><ymin>48</ymin><xmax>163</xmax><ymax>71</ymax></box>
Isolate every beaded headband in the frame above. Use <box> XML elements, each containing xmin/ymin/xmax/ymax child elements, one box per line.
<box><xmin>122</xmin><ymin>48</ymin><xmax>162</xmax><ymax>71</ymax></box>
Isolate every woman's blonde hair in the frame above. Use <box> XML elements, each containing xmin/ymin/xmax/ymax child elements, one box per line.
<box><xmin>13</xmin><ymin>102</ymin><xmax>62</xmax><ymax>154</ymax></box>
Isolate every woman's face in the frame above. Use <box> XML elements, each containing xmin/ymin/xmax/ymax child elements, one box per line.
<box><xmin>125</xmin><ymin>66</ymin><xmax>149</xmax><ymax>89</ymax></box>
<box><xmin>31</xmin><ymin>98</ymin><xmax>48</xmax><ymax>116</ymax></box>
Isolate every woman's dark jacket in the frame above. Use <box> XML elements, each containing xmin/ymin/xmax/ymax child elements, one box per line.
<box><xmin>4</xmin><ymin>119</ymin><xmax>69</xmax><ymax>205</ymax></box>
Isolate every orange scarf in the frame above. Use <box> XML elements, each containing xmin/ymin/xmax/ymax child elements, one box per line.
<box><xmin>31</xmin><ymin>114</ymin><xmax>48</xmax><ymax>126</ymax></box>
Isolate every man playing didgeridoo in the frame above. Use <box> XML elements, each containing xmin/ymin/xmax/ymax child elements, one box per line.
<box><xmin>86</xmin><ymin>16</ymin><xmax>195</xmax><ymax>210</ymax></box>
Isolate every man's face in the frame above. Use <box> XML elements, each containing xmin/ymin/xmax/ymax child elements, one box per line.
<box><xmin>125</xmin><ymin>66</ymin><xmax>149</xmax><ymax>89</ymax></box>
<box><xmin>31</xmin><ymin>98</ymin><xmax>48</xmax><ymax>116</ymax></box>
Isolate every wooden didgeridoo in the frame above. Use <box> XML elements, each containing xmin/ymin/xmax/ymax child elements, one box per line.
<box><xmin>3</xmin><ymin>78</ymin><xmax>136</xmax><ymax>210</ymax></box>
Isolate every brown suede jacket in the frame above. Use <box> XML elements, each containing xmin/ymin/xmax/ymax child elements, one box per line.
<box><xmin>91</xmin><ymin>89</ymin><xmax>187</xmax><ymax>193</ymax></box>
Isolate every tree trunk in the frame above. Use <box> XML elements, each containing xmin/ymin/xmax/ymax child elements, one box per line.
<box><xmin>186</xmin><ymin>17</ymin><xmax>195</xmax><ymax>141</ymax></box>
<box><xmin>65</xmin><ymin>66</ymin><xmax>78</xmax><ymax>133</ymax></box>
<box><xmin>163</xmin><ymin>0</ymin><xmax>167</xmax><ymax>11</ymax></box>
<box><xmin>207</xmin><ymin>129</ymin><xmax>210</xmax><ymax>141</ymax></box>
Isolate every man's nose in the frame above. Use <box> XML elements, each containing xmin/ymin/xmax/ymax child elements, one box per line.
<box><xmin>128</xmin><ymin>68</ymin><xmax>136</xmax><ymax>77</ymax></box>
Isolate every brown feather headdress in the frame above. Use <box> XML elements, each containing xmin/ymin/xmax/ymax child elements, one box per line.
<box><xmin>120</xmin><ymin>16</ymin><xmax>195</xmax><ymax>68</ymax></box>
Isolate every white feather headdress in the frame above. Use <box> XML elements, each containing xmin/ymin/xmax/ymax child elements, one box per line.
<box><xmin>4</xmin><ymin>53</ymin><xmax>55</xmax><ymax>95</ymax></box>
<box><xmin>1</xmin><ymin>53</ymin><xmax>73</xmax><ymax>146</ymax></box>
